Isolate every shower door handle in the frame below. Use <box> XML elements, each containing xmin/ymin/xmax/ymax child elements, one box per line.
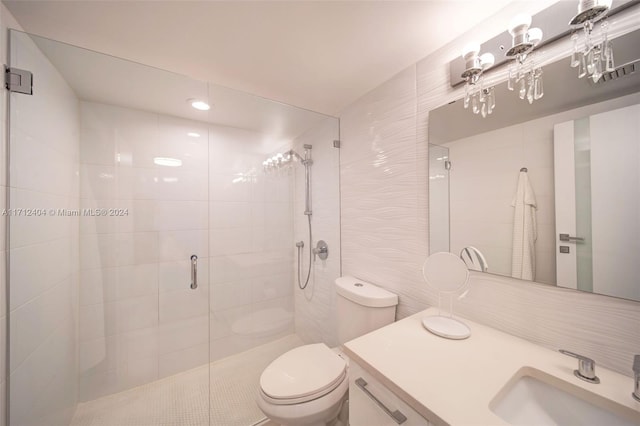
<box><xmin>190</xmin><ymin>255</ymin><xmax>198</xmax><ymax>289</ymax></box>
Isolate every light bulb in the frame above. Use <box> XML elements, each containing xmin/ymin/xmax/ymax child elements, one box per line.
<box><xmin>508</xmin><ymin>14</ymin><xmax>532</xmax><ymax>37</ymax></box>
<box><xmin>461</xmin><ymin>42</ymin><xmax>480</xmax><ymax>60</ymax></box>
<box><xmin>189</xmin><ymin>99</ymin><xmax>210</xmax><ymax>111</ymax></box>
<box><xmin>527</xmin><ymin>28</ymin><xmax>543</xmax><ymax>45</ymax></box>
<box><xmin>480</xmin><ymin>53</ymin><xmax>495</xmax><ymax>70</ymax></box>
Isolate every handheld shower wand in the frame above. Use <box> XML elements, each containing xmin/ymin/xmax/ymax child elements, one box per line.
<box><xmin>264</xmin><ymin>144</ymin><xmax>316</xmax><ymax>290</ymax></box>
<box><xmin>296</xmin><ymin>144</ymin><xmax>313</xmax><ymax>290</ymax></box>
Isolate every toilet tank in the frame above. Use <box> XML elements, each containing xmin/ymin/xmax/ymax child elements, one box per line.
<box><xmin>335</xmin><ymin>276</ymin><xmax>399</xmax><ymax>344</ymax></box>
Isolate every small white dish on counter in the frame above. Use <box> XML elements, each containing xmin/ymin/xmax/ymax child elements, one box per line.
<box><xmin>421</xmin><ymin>252</ymin><xmax>471</xmax><ymax>339</ymax></box>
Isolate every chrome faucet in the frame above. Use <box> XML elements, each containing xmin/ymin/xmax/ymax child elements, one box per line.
<box><xmin>559</xmin><ymin>349</ymin><xmax>600</xmax><ymax>384</ymax></box>
<box><xmin>633</xmin><ymin>354</ymin><xmax>640</xmax><ymax>402</ymax></box>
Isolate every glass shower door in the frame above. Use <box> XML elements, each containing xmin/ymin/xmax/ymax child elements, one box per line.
<box><xmin>428</xmin><ymin>144</ymin><xmax>450</xmax><ymax>254</ymax></box>
<box><xmin>7</xmin><ymin>30</ymin><xmax>211</xmax><ymax>426</ymax></box>
<box><xmin>7</xmin><ymin>28</ymin><xmax>341</xmax><ymax>426</ymax></box>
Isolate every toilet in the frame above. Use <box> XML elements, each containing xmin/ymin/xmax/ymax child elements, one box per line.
<box><xmin>257</xmin><ymin>276</ymin><xmax>399</xmax><ymax>426</ymax></box>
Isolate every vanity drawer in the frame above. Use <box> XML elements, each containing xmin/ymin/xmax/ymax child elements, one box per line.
<box><xmin>349</xmin><ymin>361</ymin><xmax>433</xmax><ymax>426</ymax></box>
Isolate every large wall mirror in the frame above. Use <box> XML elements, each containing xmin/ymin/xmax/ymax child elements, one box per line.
<box><xmin>428</xmin><ymin>28</ymin><xmax>640</xmax><ymax>302</ymax></box>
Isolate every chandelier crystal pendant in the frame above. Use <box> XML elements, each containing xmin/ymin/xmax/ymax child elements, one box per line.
<box><xmin>461</xmin><ymin>42</ymin><xmax>495</xmax><ymax>118</ymax></box>
<box><xmin>505</xmin><ymin>14</ymin><xmax>544</xmax><ymax>105</ymax></box>
<box><xmin>569</xmin><ymin>0</ymin><xmax>614</xmax><ymax>83</ymax></box>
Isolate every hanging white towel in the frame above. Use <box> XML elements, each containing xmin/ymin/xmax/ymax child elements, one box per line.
<box><xmin>511</xmin><ymin>171</ymin><xmax>537</xmax><ymax>280</ymax></box>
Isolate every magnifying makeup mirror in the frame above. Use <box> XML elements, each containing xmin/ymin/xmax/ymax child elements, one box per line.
<box><xmin>421</xmin><ymin>252</ymin><xmax>471</xmax><ymax>339</ymax></box>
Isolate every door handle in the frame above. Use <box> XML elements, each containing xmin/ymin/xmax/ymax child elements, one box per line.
<box><xmin>355</xmin><ymin>377</ymin><xmax>407</xmax><ymax>424</ymax></box>
<box><xmin>190</xmin><ymin>255</ymin><xmax>198</xmax><ymax>289</ymax></box>
<box><xmin>559</xmin><ymin>233</ymin><xmax>584</xmax><ymax>242</ymax></box>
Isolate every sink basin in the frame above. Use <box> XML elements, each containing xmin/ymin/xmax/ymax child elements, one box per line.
<box><xmin>490</xmin><ymin>367</ymin><xmax>640</xmax><ymax>426</ymax></box>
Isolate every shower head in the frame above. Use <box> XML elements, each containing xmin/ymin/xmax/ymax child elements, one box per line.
<box><xmin>284</xmin><ymin>149</ymin><xmax>304</xmax><ymax>162</ymax></box>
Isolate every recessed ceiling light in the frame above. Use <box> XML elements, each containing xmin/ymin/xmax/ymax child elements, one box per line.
<box><xmin>153</xmin><ymin>157</ymin><xmax>182</xmax><ymax>167</ymax></box>
<box><xmin>187</xmin><ymin>132</ymin><xmax>200</xmax><ymax>138</ymax></box>
<box><xmin>189</xmin><ymin>99</ymin><xmax>210</xmax><ymax>111</ymax></box>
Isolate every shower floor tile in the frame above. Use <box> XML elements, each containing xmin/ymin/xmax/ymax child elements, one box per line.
<box><xmin>70</xmin><ymin>334</ymin><xmax>304</xmax><ymax>426</ymax></box>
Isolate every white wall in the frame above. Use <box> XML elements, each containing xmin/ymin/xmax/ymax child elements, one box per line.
<box><xmin>292</xmin><ymin>118</ymin><xmax>341</xmax><ymax>347</ymax></box>
<box><xmin>7</xmin><ymin>30</ymin><xmax>80</xmax><ymax>426</ymax></box>
<box><xmin>340</xmin><ymin>4</ymin><xmax>640</xmax><ymax>375</ymax></box>
<box><xmin>341</xmin><ymin>65</ymin><xmax>426</xmax><ymax>321</ymax></box>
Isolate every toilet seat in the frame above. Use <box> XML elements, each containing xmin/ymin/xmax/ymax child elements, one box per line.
<box><xmin>259</xmin><ymin>343</ymin><xmax>347</xmax><ymax>405</ymax></box>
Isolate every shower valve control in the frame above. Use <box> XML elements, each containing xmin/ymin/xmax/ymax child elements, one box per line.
<box><xmin>313</xmin><ymin>240</ymin><xmax>329</xmax><ymax>261</ymax></box>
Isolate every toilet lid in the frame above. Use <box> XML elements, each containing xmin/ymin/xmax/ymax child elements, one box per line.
<box><xmin>260</xmin><ymin>343</ymin><xmax>347</xmax><ymax>401</ymax></box>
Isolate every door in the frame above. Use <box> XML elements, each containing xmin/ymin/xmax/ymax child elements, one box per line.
<box><xmin>428</xmin><ymin>144</ymin><xmax>451</xmax><ymax>254</ymax></box>
<box><xmin>7</xmin><ymin>30</ymin><xmax>211</xmax><ymax>426</ymax></box>
<box><xmin>553</xmin><ymin>104</ymin><xmax>640</xmax><ymax>300</ymax></box>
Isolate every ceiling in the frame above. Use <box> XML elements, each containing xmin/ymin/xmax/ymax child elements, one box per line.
<box><xmin>24</xmin><ymin>30</ymin><xmax>330</xmax><ymax>146</ymax></box>
<box><xmin>3</xmin><ymin>0</ymin><xmax>517</xmax><ymax>116</ymax></box>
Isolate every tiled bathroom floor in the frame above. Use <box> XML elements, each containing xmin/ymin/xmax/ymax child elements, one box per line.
<box><xmin>70</xmin><ymin>334</ymin><xmax>304</xmax><ymax>426</ymax></box>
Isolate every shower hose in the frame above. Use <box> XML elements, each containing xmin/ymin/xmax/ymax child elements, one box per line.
<box><xmin>297</xmin><ymin>214</ymin><xmax>312</xmax><ymax>290</ymax></box>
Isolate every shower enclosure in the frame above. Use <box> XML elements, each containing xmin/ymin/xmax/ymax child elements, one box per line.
<box><xmin>6</xmin><ymin>31</ymin><xmax>340</xmax><ymax>426</ymax></box>
<box><xmin>428</xmin><ymin>144</ymin><xmax>450</xmax><ymax>254</ymax></box>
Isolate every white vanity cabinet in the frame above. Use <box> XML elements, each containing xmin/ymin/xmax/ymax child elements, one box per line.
<box><xmin>349</xmin><ymin>361</ymin><xmax>433</xmax><ymax>426</ymax></box>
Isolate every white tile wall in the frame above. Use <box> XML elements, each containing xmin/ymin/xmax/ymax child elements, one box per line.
<box><xmin>7</xmin><ymin>29</ymin><xmax>80</xmax><ymax>426</ymax></box>
<box><xmin>340</xmin><ymin>65</ymin><xmax>427</xmax><ymax>321</ymax></box>
<box><xmin>340</xmin><ymin>4</ymin><xmax>640</xmax><ymax>375</ymax></box>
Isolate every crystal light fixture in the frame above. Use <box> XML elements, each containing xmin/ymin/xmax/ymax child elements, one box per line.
<box><xmin>461</xmin><ymin>42</ymin><xmax>495</xmax><ymax>118</ymax></box>
<box><xmin>569</xmin><ymin>0</ymin><xmax>614</xmax><ymax>82</ymax></box>
<box><xmin>505</xmin><ymin>14</ymin><xmax>544</xmax><ymax>105</ymax></box>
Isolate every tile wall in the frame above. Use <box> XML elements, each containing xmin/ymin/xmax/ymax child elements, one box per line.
<box><xmin>7</xmin><ymin>31</ymin><xmax>80</xmax><ymax>426</ymax></box>
<box><xmin>341</xmin><ymin>65</ymin><xmax>426</xmax><ymax>320</ymax></box>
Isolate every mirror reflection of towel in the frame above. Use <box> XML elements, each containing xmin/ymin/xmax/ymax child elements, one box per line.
<box><xmin>511</xmin><ymin>171</ymin><xmax>537</xmax><ymax>280</ymax></box>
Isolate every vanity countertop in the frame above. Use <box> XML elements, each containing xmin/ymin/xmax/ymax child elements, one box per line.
<box><xmin>343</xmin><ymin>308</ymin><xmax>640</xmax><ymax>425</ymax></box>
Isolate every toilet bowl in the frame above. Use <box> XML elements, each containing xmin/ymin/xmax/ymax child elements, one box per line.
<box><xmin>257</xmin><ymin>276</ymin><xmax>398</xmax><ymax>426</ymax></box>
<box><xmin>257</xmin><ymin>344</ymin><xmax>348</xmax><ymax>426</ymax></box>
